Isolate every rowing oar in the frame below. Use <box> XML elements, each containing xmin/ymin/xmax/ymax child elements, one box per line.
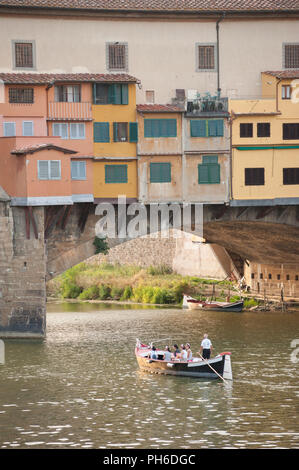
<box><xmin>197</xmin><ymin>352</ymin><xmax>226</xmax><ymax>383</ymax></box>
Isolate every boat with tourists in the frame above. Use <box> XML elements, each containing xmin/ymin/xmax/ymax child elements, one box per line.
<box><xmin>183</xmin><ymin>295</ymin><xmax>244</xmax><ymax>312</ymax></box>
<box><xmin>135</xmin><ymin>339</ymin><xmax>233</xmax><ymax>380</ymax></box>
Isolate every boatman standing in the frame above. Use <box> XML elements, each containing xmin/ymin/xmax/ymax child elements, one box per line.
<box><xmin>198</xmin><ymin>334</ymin><xmax>213</xmax><ymax>360</ymax></box>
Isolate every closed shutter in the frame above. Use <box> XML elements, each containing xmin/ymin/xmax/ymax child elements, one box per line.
<box><xmin>94</xmin><ymin>122</ymin><xmax>110</xmax><ymax>142</ymax></box>
<box><xmin>198</xmin><ymin>157</ymin><xmax>220</xmax><ymax>184</ymax></box>
<box><xmin>150</xmin><ymin>162</ymin><xmax>171</xmax><ymax>183</ymax></box>
<box><xmin>129</xmin><ymin>122</ymin><xmax>138</xmax><ymax>142</ymax></box>
<box><xmin>190</xmin><ymin>120</ymin><xmax>206</xmax><ymax>137</ymax></box>
<box><xmin>166</xmin><ymin>119</ymin><xmax>177</xmax><ymax>137</ymax></box>
<box><xmin>113</xmin><ymin>122</ymin><xmax>119</xmax><ymax>142</ymax></box>
<box><xmin>50</xmin><ymin>161</ymin><xmax>61</xmax><ymax>179</ymax></box>
<box><xmin>208</xmin><ymin>120</ymin><xmax>218</xmax><ymax>137</ymax></box>
<box><xmin>144</xmin><ymin>119</ymin><xmax>153</xmax><ymax>138</ymax></box>
<box><xmin>38</xmin><ymin>161</ymin><xmax>49</xmax><ymax>180</ymax></box>
<box><xmin>105</xmin><ymin>164</ymin><xmax>128</xmax><ymax>183</ymax></box>
<box><xmin>3</xmin><ymin>122</ymin><xmax>16</xmax><ymax>137</ymax></box>
<box><xmin>144</xmin><ymin>119</ymin><xmax>177</xmax><ymax>138</ymax></box>
<box><xmin>198</xmin><ymin>164</ymin><xmax>209</xmax><ymax>184</ymax></box>
<box><xmin>121</xmin><ymin>84</ymin><xmax>128</xmax><ymax>105</ymax></box>
<box><xmin>23</xmin><ymin>121</ymin><xmax>34</xmax><ymax>136</ymax></box>
<box><xmin>215</xmin><ymin>119</ymin><xmax>224</xmax><ymax>136</ymax></box>
<box><xmin>71</xmin><ymin>161</ymin><xmax>86</xmax><ymax>180</ymax></box>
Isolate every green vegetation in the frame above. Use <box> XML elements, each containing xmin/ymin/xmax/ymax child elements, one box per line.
<box><xmin>93</xmin><ymin>236</ymin><xmax>109</xmax><ymax>255</ymax></box>
<box><xmin>47</xmin><ymin>262</ymin><xmax>247</xmax><ymax>306</ymax></box>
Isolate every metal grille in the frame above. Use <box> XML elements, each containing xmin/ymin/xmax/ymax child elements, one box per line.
<box><xmin>240</xmin><ymin>123</ymin><xmax>253</xmax><ymax>138</ymax></box>
<box><xmin>15</xmin><ymin>43</ymin><xmax>33</xmax><ymax>68</ymax></box>
<box><xmin>198</xmin><ymin>45</ymin><xmax>215</xmax><ymax>70</ymax></box>
<box><xmin>284</xmin><ymin>44</ymin><xmax>299</xmax><ymax>68</ymax></box>
<box><xmin>9</xmin><ymin>87</ymin><xmax>34</xmax><ymax>103</ymax></box>
<box><xmin>108</xmin><ymin>44</ymin><xmax>126</xmax><ymax>70</ymax></box>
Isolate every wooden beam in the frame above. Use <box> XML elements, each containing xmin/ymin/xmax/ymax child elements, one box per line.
<box><xmin>61</xmin><ymin>205</ymin><xmax>72</xmax><ymax>230</ymax></box>
<box><xmin>78</xmin><ymin>203</ymin><xmax>90</xmax><ymax>233</ymax></box>
<box><xmin>255</xmin><ymin>206</ymin><xmax>274</xmax><ymax>220</ymax></box>
<box><xmin>44</xmin><ymin>206</ymin><xmax>66</xmax><ymax>239</ymax></box>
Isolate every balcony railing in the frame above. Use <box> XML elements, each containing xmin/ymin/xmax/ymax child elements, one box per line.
<box><xmin>48</xmin><ymin>101</ymin><xmax>92</xmax><ymax>120</ymax></box>
<box><xmin>186</xmin><ymin>93</ymin><xmax>228</xmax><ymax>114</ymax></box>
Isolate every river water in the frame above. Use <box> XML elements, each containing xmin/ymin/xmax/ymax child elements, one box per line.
<box><xmin>0</xmin><ymin>302</ymin><xmax>298</xmax><ymax>449</ymax></box>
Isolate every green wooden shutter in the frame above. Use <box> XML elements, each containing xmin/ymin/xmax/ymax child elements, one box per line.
<box><xmin>121</xmin><ymin>84</ymin><xmax>128</xmax><ymax>104</ymax></box>
<box><xmin>150</xmin><ymin>162</ymin><xmax>171</xmax><ymax>183</ymax></box>
<box><xmin>208</xmin><ymin>164</ymin><xmax>220</xmax><ymax>183</ymax></box>
<box><xmin>113</xmin><ymin>122</ymin><xmax>119</xmax><ymax>142</ymax></box>
<box><xmin>129</xmin><ymin>122</ymin><xmax>138</xmax><ymax>142</ymax></box>
<box><xmin>108</xmin><ymin>84</ymin><xmax>116</xmax><ymax>104</ymax></box>
<box><xmin>166</xmin><ymin>119</ymin><xmax>177</xmax><ymax>137</ymax></box>
<box><xmin>144</xmin><ymin>119</ymin><xmax>152</xmax><ymax>137</ymax></box>
<box><xmin>114</xmin><ymin>84</ymin><xmax>122</xmax><ymax>104</ymax></box>
<box><xmin>216</xmin><ymin>119</ymin><xmax>224</xmax><ymax>136</ymax></box>
<box><xmin>190</xmin><ymin>120</ymin><xmax>206</xmax><ymax>137</ymax></box>
<box><xmin>105</xmin><ymin>164</ymin><xmax>128</xmax><ymax>183</ymax></box>
<box><xmin>94</xmin><ymin>122</ymin><xmax>110</xmax><ymax>142</ymax></box>
<box><xmin>208</xmin><ymin>120</ymin><xmax>217</xmax><ymax>137</ymax></box>
<box><xmin>198</xmin><ymin>164</ymin><xmax>209</xmax><ymax>184</ymax></box>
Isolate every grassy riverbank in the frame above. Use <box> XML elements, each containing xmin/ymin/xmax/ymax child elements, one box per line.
<box><xmin>47</xmin><ymin>262</ymin><xmax>258</xmax><ymax>308</ymax></box>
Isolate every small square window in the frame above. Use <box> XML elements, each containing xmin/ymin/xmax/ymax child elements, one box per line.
<box><xmin>23</xmin><ymin>121</ymin><xmax>34</xmax><ymax>137</ymax></box>
<box><xmin>282</xmin><ymin>85</ymin><xmax>291</xmax><ymax>100</ymax></box>
<box><xmin>257</xmin><ymin>122</ymin><xmax>270</xmax><ymax>138</ymax></box>
<box><xmin>3</xmin><ymin>122</ymin><xmax>16</xmax><ymax>137</ymax></box>
<box><xmin>106</xmin><ymin>42</ymin><xmax>128</xmax><ymax>71</ymax></box>
<box><xmin>277</xmin><ymin>274</ymin><xmax>281</xmax><ymax>280</ymax></box>
<box><xmin>9</xmin><ymin>88</ymin><xmax>34</xmax><ymax>103</ymax></box>
<box><xmin>150</xmin><ymin>162</ymin><xmax>171</xmax><ymax>183</ymax></box>
<box><xmin>284</xmin><ymin>44</ymin><xmax>299</xmax><ymax>69</ymax></box>
<box><xmin>146</xmin><ymin>90</ymin><xmax>155</xmax><ymax>104</ymax></box>
<box><xmin>105</xmin><ymin>164</ymin><xmax>128</xmax><ymax>184</ymax></box>
<box><xmin>268</xmin><ymin>274</ymin><xmax>272</xmax><ymax>280</ymax></box>
<box><xmin>245</xmin><ymin>168</ymin><xmax>265</xmax><ymax>186</ymax></box>
<box><xmin>240</xmin><ymin>123</ymin><xmax>253</xmax><ymax>138</ymax></box>
<box><xmin>71</xmin><ymin>161</ymin><xmax>86</xmax><ymax>180</ymax></box>
<box><xmin>12</xmin><ymin>40</ymin><xmax>35</xmax><ymax>69</ymax></box>
<box><xmin>113</xmin><ymin>122</ymin><xmax>128</xmax><ymax>142</ymax></box>
<box><xmin>196</xmin><ymin>44</ymin><xmax>216</xmax><ymax>71</ymax></box>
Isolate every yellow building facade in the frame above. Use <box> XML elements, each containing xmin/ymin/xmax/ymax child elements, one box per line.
<box><xmin>229</xmin><ymin>71</ymin><xmax>299</xmax><ymax>205</ymax></box>
<box><xmin>92</xmin><ymin>79</ymin><xmax>138</xmax><ymax>202</ymax></box>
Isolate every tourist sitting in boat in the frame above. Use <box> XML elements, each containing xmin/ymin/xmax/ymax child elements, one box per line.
<box><xmin>163</xmin><ymin>346</ymin><xmax>172</xmax><ymax>362</ymax></box>
<box><xmin>173</xmin><ymin>344</ymin><xmax>180</xmax><ymax>359</ymax></box>
<box><xmin>186</xmin><ymin>343</ymin><xmax>192</xmax><ymax>361</ymax></box>
<box><xmin>180</xmin><ymin>346</ymin><xmax>188</xmax><ymax>361</ymax></box>
<box><xmin>149</xmin><ymin>346</ymin><xmax>157</xmax><ymax>359</ymax></box>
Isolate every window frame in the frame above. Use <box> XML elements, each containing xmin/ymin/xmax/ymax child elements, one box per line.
<box><xmin>144</xmin><ymin>119</ymin><xmax>177</xmax><ymax>138</ymax></box>
<box><xmin>196</xmin><ymin>43</ymin><xmax>217</xmax><ymax>72</ymax></box>
<box><xmin>69</xmin><ymin>122</ymin><xmax>85</xmax><ymax>140</ymax></box>
<box><xmin>113</xmin><ymin>122</ymin><xmax>128</xmax><ymax>142</ymax></box>
<box><xmin>283</xmin><ymin>168</ymin><xmax>299</xmax><ymax>185</ymax></box>
<box><xmin>283</xmin><ymin>43</ymin><xmax>299</xmax><ymax>69</ymax></box>
<box><xmin>52</xmin><ymin>122</ymin><xmax>69</xmax><ymax>140</ymax></box>
<box><xmin>54</xmin><ymin>85</ymin><xmax>81</xmax><ymax>103</ymax></box>
<box><xmin>22</xmin><ymin>120</ymin><xmax>34</xmax><ymax>137</ymax></box>
<box><xmin>257</xmin><ymin>122</ymin><xmax>271</xmax><ymax>138</ymax></box>
<box><xmin>198</xmin><ymin>156</ymin><xmax>220</xmax><ymax>184</ymax></box>
<box><xmin>106</xmin><ymin>42</ymin><xmax>128</xmax><ymax>72</ymax></box>
<box><xmin>12</xmin><ymin>40</ymin><xmax>36</xmax><ymax>70</ymax></box>
<box><xmin>71</xmin><ymin>160</ymin><xmax>87</xmax><ymax>180</ymax></box>
<box><xmin>282</xmin><ymin>85</ymin><xmax>292</xmax><ymax>100</ymax></box>
<box><xmin>9</xmin><ymin>87</ymin><xmax>34</xmax><ymax>104</ymax></box>
<box><xmin>3</xmin><ymin>121</ymin><xmax>16</xmax><ymax>137</ymax></box>
<box><xmin>244</xmin><ymin>168</ymin><xmax>265</xmax><ymax>186</ymax></box>
<box><xmin>150</xmin><ymin>162</ymin><xmax>172</xmax><ymax>183</ymax></box>
<box><xmin>240</xmin><ymin>123</ymin><xmax>253</xmax><ymax>138</ymax></box>
<box><xmin>283</xmin><ymin>123</ymin><xmax>299</xmax><ymax>140</ymax></box>
<box><xmin>105</xmin><ymin>164</ymin><xmax>128</xmax><ymax>184</ymax></box>
<box><xmin>37</xmin><ymin>160</ymin><xmax>61</xmax><ymax>181</ymax></box>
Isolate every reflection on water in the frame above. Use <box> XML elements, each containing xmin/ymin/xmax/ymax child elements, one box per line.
<box><xmin>0</xmin><ymin>303</ymin><xmax>298</xmax><ymax>449</ymax></box>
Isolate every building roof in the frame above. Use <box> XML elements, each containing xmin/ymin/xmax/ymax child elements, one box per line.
<box><xmin>11</xmin><ymin>143</ymin><xmax>77</xmax><ymax>155</ymax></box>
<box><xmin>0</xmin><ymin>1</ymin><xmax>299</xmax><ymax>14</ymax></box>
<box><xmin>137</xmin><ymin>104</ymin><xmax>184</xmax><ymax>113</ymax></box>
<box><xmin>0</xmin><ymin>73</ymin><xmax>139</xmax><ymax>85</ymax></box>
<box><xmin>263</xmin><ymin>69</ymin><xmax>299</xmax><ymax>79</ymax></box>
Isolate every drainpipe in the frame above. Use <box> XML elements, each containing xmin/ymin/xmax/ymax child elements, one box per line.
<box><xmin>216</xmin><ymin>14</ymin><xmax>225</xmax><ymax>98</ymax></box>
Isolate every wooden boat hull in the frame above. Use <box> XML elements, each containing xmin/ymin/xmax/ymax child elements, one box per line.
<box><xmin>185</xmin><ymin>296</ymin><xmax>243</xmax><ymax>312</ymax></box>
<box><xmin>135</xmin><ymin>346</ymin><xmax>233</xmax><ymax>380</ymax></box>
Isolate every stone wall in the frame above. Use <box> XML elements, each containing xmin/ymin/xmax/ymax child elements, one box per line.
<box><xmin>0</xmin><ymin>199</ymin><xmax>46</xmax><ymax>338</ymax></box>
<box><xmin>87</xmin><ymin>230</ymin><xmax>177</xmax><ymax>268</ymax></box>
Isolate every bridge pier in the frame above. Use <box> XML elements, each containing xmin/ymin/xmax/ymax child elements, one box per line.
<box><xmin>0</xmin><ymin>199</ymin><xmax>46</xmax><ymax>338</ymax></box>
